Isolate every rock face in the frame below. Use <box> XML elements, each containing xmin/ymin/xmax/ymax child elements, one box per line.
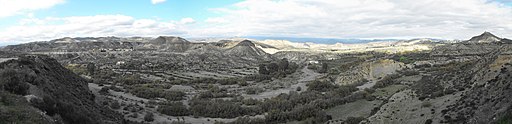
<box><xmin>467</xmin><ymin>32</ymin><xmax>502</xmax><ymax>43</ymax></box>
<box><xmin>336</xmin><ymin>59</ymin><xmax>404</xmax><ymax>85</ymax></box>
<box><xmin>0</xmin><ymin>55</ymin><xmax>123</xmax><ymax>124</ymax></box>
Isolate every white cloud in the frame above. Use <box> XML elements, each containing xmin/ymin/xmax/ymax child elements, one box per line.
<box><xmin>0</xmin><ymin>15</ymin><xmax>189</xmax><ymax>43</ymax></box>
<box><xmin>4</xmin><ymin>0</ymin><xmax>512</xmax><ymax>44</ymax></box>
<box><xmin>151</xmin><ymin>0</ymin><xmax>166</xmax><ymax>4</ymax></box>
<box><xmin>0</xmin><ymin>0</ymin><xmax>64</xmax><ymax>18</ymax></box>
<box><xmin>179</xmin><ymin>18</ymin><xmax>196</xmax><ymax>24</ymax></box>
<box><xmin>205</xmin><ymin>17</ymin><xmax>227</xmax><ymax>23</ymax></box>
<box><xmin>196</xmin><ymin>0</ymin><xmax>512</xmax><ymax>39</ymax></box>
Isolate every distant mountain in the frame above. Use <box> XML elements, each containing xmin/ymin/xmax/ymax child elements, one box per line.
<box><xmin>467</xmin><ymin>32</ymin><xmax>502</xmax><ymax>43</ymax></box>
<box><xmin>146</xmin><ymin>36</ymin><xmax>191</xmax><ymax>52</ymax></box>
<box><xmin>150</xmin><ymin>36</ymin><xmax>190</xmax><ymax>44</ymax></box>
<box><xmin>2</xmin><ymin>37</ymin><xmax>146</xmax><ymax>52</ymax></box>
<box><xmin>245</xmin><ymin>36</ymin><xmax>399</xmax><ymax>44</ymax></box>
<box><xmin>225</xmin><ymin>40</ymin><xmax>272</xmax><ymax>61</ymax></box>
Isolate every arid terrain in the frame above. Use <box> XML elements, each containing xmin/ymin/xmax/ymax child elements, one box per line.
<box><xmin>0</xmin><ymin>32</ymin><xmax>512</xmax><ymax>124</ymax></box>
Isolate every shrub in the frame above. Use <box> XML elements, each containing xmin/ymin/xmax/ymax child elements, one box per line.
<box><xmin>0</xmin><ymin>69</ymin><xmax>30</xmax><ymax>95</ymax></box>
<box><xmin>400</xmin><ymin>69</ymin><xmax>420</xmax><ymax>76</ymax></box>
<box><xmin>425</xmin><ymin>119</ymin><xmax>433</xmax><ymax>124</ymax></box>
<box><xmin>242</xmin><ymin>98</ymin><xmax>261</xmax><ymax>106</ymax></box>
<box><xmin>217</xmin><ymin>78</ymin><xmax>239</xmax><ymax>85</ymax></box>
<box><xmin>229</xmin><ymin>116</ymin><xmax>266</xmax><ymax>124</ymax></box>
<box><xmin>245</xmin><ymin>74</ymin><xmax>272</xmax><ymax>82</ymax></box>
<box><xmin>189</xmin><ymin>99</ymin><xmax>259</xmax><ymax>118</ymax></box>
<box><xmin>345</xmin><ymin>117</ymin><xmax>365</xmax><ymax>124</ymax></box>
<box><xmin>413</xmin><ymin>76</ymin><xmax>443</xmax><ymax>100</ymax></box>
<box><xmin>164</xmin><ymin>91</ymin><xmax>186</xmax><ymax>101</ymax></box>
<box><xmin>0</xmin><ymin>92</ymin><xmax>50</xmax><ymax>123</ymax></box>
<box><xmin>238</xmin><ymin>81</ymin><xmax>248</xmax><ymax>86</ymax></box>
<box><xmin>246</xmin><ymin>87</ymin><xmax>263</xmax><ymax>94</ymax></box>
<box><xmin>99</xmin><ymin>87</ymin><xmax>109</xmax><ymax>95</ymax></box>
<box><xmin>399</xmin><ymin>56</ymin><xmax>413</xmax><ymax>64</ymax></box>
<box><xmin>157</xmin><ymin>102</ymin><xmax>190</xmax><ymax>116</ymax></box>
<box><xmin>130</xmin><ymin>86</ymin><xmax>185</xmax><ymax>101</ymax></box>
<box><xmin>144</xmin><ymin>112</ymin><xmax>154</xmax><ymax>122</ymax></box>
<box><xmin>307</xmin><ymin>80</ymin><xmax>337</xmax><ymax>92</ymax></box>
<box><xmin>374</xmin><ymin>74</ymin><xmax>400</xmax><ymax>88</ymax></box>
<box><xmin>421</xmin><ymin>101</ymin><xmax>432</xmax><ymax>108</ymax></box>
<box><xmin>110</xmin><ymin>101</ymin><xmax>121</xmax><ymax>109</ymax></box>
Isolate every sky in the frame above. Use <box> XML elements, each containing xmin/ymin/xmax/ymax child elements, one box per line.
<box><xmin>1</xmin><ymin>0</ymin><xmax>512</xmax><ymax>45</ymax></box>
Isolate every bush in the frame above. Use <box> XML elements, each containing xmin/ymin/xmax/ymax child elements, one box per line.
<box><xmin>257</xmin><ymin>58</ymin><xmax>299</xmax><ymax>78</ymax></box>
<box><xmin>374</xmin><ymin>74</ymin><xmax>400</xmax><ymax>88</ymax></box>
<box><xmin>164</xmin><ymin>91</ymin><xmax>186</xmax><ymax>101</ymax></box>
<box><xmin>229</xmin><ymin>116</ymin><xmax>266</xmax><ymax>124</ymax></box>
<box><xmin>65</xmin><ymin>64</ymin><xmax>88</xmax><ymax>75</ymax></box>
<box><xmin>245</xmin><ymin>74</ymin><xmax>272</xmax><ymax>82</ymax></box>
<box><xmin>246</xmin><ymin>87</ymin><xmax>264</xmax><ymax>94</ymax></box>
<box><xmin>130</xmin><ymin>86</ymin><xmax>185</xmax><ymax>101</ymax></box>
<box><xmin>345</xmin><ymin>117</ymin><xmax>365</xmax><ymax>124</ymax></box>
<box><xmin>400</xmin><ymin>69</ymin><xmax>420</xmax><ymax>76</ymax></box>
<box><xmin>110</xmin><ymin>101</ymin><xmax>121</xmax><ymax>109</ymax></box>
<box><xmin>0</xmin><ymin>69</ymin><xmax>31</xmax><ymax>95</ymax></box>
<box><xmin>242</xmin><ymin>98</ymin><xmax>261</xmax><ymax>106</ymax></box>
<box><xmin>99</xmin><ymin>87</ymin><xmax>109</xmax><ymax>95</ymax></box>
<box><xmin>0</xmin><ymin>92</ymin><xmax>50</xmax><ymax>124</ymax></box>
<box><xmin>157</xmin><ymin>102</ymin><xmax>190</xmax><ymax>116</ymax></box>
<box><xmin>264</xmin><ymin>104</ymin><xmax>331</xmax><ymax>123</ymax></box>
<box><xmin>238</xmin><ymin>81</ymin><xmax>248</xmax><ymax>86</ymax></box>
<box><xmin>497</xmin><ymin>112</ymin><xmax>512</xmax><ymax>124</ymax></box>
<box><xmin>189</xmin><ymin>99</ymin><xmax>260</xmax><ymax>118</ymax></box>
<box><xmin>425</xmin><ymin>119</ymin><xmax>433</xmax><ymax>124</ymax></box>
<box><xmin>421</xmin><ymin>101</ymin><xmax>432</xmax><ymax>108</ymax></box>
<box><xmin>413</xmin><ymin>76</ymin><xmax>443</xmax><ymax>100</ymax></box>
<box><xmin>144</xmin><ymin>112</ymin><xmax>154</xmax><ymax>122</ymax></box>
<box><xmin>307</xmin><ymin>80</ymin><xmax>337</xmax><ymax>92</ymax></box>
<box><xmin>399</xmin><ymin>56</ymin><xmax>414</xmax><ymax>64</ymax></box>
<box><xmin>114</xmin><ymin>74</ymin><xmax>147</xmax><ymax>86</ymax></box>
<box><xmin>217</xmin><ymin>78</ymin><xmax>239</xmax><ymax>85</ymax></box>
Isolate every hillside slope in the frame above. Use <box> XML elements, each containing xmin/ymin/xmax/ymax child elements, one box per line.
<box><xmin>0</xmin><ymin>55</ymin><xmax>123</xmax><ymax>124</ymax></box>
